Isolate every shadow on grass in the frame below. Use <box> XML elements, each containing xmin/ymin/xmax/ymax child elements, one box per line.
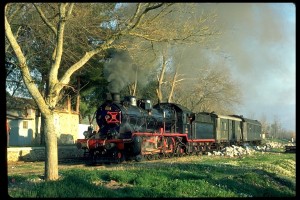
<box><xmin>8</xmin><ymin>157</ymin><xmax>296</xmax><ymax>198</ymax></box>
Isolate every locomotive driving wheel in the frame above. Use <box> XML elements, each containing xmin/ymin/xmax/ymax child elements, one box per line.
<box><xmin>188</xmin><ymin>146</ymin><xmax>198</xmax><ymax>156</ymax></box>
<box><xmin>166</xmin><ymin>137</ymin><xmax>176</xmax><ymax>158</ymax></box>
<box><xmin>87</xmin><ymin>150</ymin><xmax>98</xmax><ymax>165</ymax></box>
<box><xmin>175</xmin><ymin>144</ymin><xmax>185</xmax><ymax>157</ymax></box>
<box><xmin>166</xmin><ymin>153</ymin><xmax>174</xmax><ymax>158</ymax></box>
<box><xmin>135</xmin><ymin>154</ymin><xmax>143</xmax><ymax>162</ymax></box>
<box><xmin>158</xmin><ymin>153</ymin><xmax>165</xmax><ymax>159</ymax></box>
<box><xmin>146</xmin><ymin>154</ymin><xmax>154</xmax><ymax>160</ymax></box>
<box><xmin>115</xmin><ymin>150</ymin><xmax>125</xmax><ymax>164</ymax></box>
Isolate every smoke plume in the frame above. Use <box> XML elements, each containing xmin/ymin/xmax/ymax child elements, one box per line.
<box><xmin>103</xmin><ymin>51</ymin><xmax>137</xmax><ymax>93</ymax></box>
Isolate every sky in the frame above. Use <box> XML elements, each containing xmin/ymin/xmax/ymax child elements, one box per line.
<box><xmin>213</xmin><ymin>3</ymin><xmax>295</xmax><ymax>131</ymax></box>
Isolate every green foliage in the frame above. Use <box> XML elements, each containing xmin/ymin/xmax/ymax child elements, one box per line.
<box><xmin>8</xmin><ymin>152</ymin><xmax>295</xmax><ymax>198</ymax></box>
<box><xmin>71</xmin><ymin>60</ymin><xmax>109</xmax><ymax>120</ymax></box>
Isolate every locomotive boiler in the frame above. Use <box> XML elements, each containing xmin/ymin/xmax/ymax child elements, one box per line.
<box><xmin>96</xmin><ymin>93</ymin><xmax>174</xmax><ymax>139</ymax></box>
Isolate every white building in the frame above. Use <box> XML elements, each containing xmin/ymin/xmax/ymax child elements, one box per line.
<box><xmin>7</xmin><ymin>95</ymin><xmax>79</xmax><ymax>147</ymax></box>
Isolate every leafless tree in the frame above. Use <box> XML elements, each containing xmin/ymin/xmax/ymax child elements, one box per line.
<box><xmin>173</xmin><ymin>63</ymin><xmax>241</xmax><ymax>114</ymax></box>
<box><xmin>259</xmin><ymin>114</ymin><xmax>269</xmax><ymax>135</ymax></box>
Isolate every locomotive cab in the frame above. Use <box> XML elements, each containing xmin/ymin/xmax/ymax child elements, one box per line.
<box><xmin>153</xmin><ymin>103</ymin><xmax>193</xmax><ymax>134</ymax></box>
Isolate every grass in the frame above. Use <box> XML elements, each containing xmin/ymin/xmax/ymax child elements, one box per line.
<box><xmin>7</xmin><ymin>151</ymin><xmax>296</xmax><ymax>198</ymax></box>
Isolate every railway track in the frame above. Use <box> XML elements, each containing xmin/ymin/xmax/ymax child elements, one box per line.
<box><xmin>61</xmin><ymin>151</ymin><xmax>203</xmax><ymax>166</ymax></box>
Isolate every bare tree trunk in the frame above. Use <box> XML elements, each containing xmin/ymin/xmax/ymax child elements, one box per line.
<box><xmin>44</xmin><ymin>114</ymin><xmax>59</xmax><ymax>180</ymax></box>
<box><xmin>132</xmin><ymin>67</ymin><xmax>138</xmax><ymax>96</ymax></box>
<box><xmin>128</xmin><ymin>82</ymin><xmax>137</xmax><ymax>96</ymax></box>
<box><xmin>40</xmin><ymin>116</ymin><xmax>46</xmax><ymax>145</ymax></box>
<box><xmin>40</xmin><ymin>75</ymin><xmax>48</xmax><ymax>145</ymax></box>
<box><xmin>76</xmin><ymin>76</ymin><xmax>80</xmax><ymax>113</ymax></box>
<box><xmin>168</xmin><ymin>70</ymin><xmax>177</xmax><ymax>103</ymax></box>
<box><xmin>156</xmin><ymin>50</ymin><xmax>167</xmax><ymax>103</ymax></box>
<box><xmin>128</xmin><ymin>84</ymin><xmax>132</xmax><ymax>96</ymax></box>
<box><xmin>128</xmin><ymin>66</ymin><xmax>138</xmax><ymax>96</ymax></box>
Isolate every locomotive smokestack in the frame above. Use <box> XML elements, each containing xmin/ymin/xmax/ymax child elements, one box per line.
<box><xmin>111</xmin><ymin>93</ymin><xmax>120</xmax><ymax>103</ymax></box>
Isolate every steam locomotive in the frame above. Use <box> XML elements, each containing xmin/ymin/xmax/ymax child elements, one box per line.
<box><xmin>76</xmin><ymin>93</ymin><xmax>262</xmax><ymax>164</ymax></box>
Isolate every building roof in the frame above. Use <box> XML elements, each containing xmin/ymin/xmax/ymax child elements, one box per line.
<box><xmin>6</xmin><ymin>95</ymin><xmax>37</xmax><ymax>110</ymax></box>
<box><xmin>6</xmin><ymin>94</ymin><xmax>79</xmax><ymax>117</ymax></box>
<box><xmin>6</xmin><ymin>110</ymin><xmax>34</xmax><ymax>120</ymax></box>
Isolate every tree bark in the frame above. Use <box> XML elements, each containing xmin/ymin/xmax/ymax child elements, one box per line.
<box><xmin>168</xmin><ymin>70</ymin><xmax>177</xmax><ymax>103</ymax></box>
<box><xmin>44</xmin><ymin>114</ymin><xmax>59</xmax><ymax>180</ymax></box>
<box><xmin>76</xmin><ymin>77</ymin><xmax>80</xmax><ymax>113</ymax></box>
<box><xmin>156</xmin><ymin>49</ymin><xmax>167</xmax><ymax>103</ymax></box>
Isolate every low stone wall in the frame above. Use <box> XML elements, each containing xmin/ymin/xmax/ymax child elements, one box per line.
<box><xmin>7</xmin><ymin>145</ymin><xmax>85</xmax><ymax>163</ymax></box>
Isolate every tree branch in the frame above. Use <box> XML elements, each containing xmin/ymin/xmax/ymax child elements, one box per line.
<box><xmin>131</xmin><ymin>3</ymin><xmax>164</xmax><ymax>30</ymax></box>
<box><xmin>49</xmin><ymin>3</ymin><xmax>69</xmax><ymax>92</ymax></box>
<box><xmin>5</xmin><ymin>14</ymin><xmax>48</xmax><ymax>114</ymax></box>
<box><xmin>33</xmin><ymin>3</ymin><xmax>57</xmax><ymax>36</ymax></box>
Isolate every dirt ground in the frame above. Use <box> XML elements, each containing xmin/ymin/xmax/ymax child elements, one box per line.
<box><xmin>7</xmin><ymin>156</ymin><xmax>203</xmax><ymax>176</ymax></box>
<box><xmin>7</xmin><ymin>159</ymin><xmax>94</xmax><ymax>176</ymax></box>
<box><xmin>6</xmin><ymin>159</ymin><xmax>140</xmax><ymax>190</ymax></box>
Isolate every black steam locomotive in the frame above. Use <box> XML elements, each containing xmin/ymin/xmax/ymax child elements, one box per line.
<box><xmin>77</xmin><ymin>93</ymin><xmax>262</xmax><ymax>163</ymax></box>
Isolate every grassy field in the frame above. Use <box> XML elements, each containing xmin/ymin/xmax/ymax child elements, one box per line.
<box><xmin>7</xmin><ymin>150</ymin><xmax>296</xmax><ymax>198</ymax></box>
